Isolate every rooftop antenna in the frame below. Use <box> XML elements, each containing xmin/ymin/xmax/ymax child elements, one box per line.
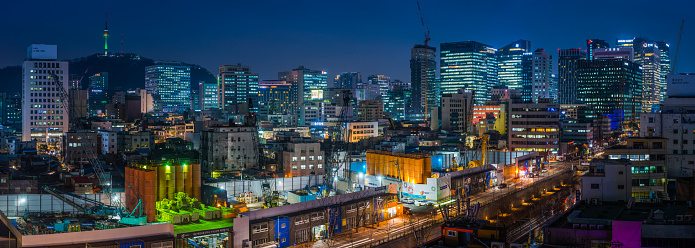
<box><xmin>104</xmin><ymin>9</ymin><xmax>109</xmax><ymax>55</ymax></box>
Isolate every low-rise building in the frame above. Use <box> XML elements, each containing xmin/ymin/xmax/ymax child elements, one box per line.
<box><xmin>346</xmin><ymin>122</ymin><xmax>378</xmax><ymax>143</ymax></box>
<box><xmin>605</xmin><ymin>137</ymin><xmax>668</xmax><ymax>202</ymax></box>
<box><xmin>281</xmin><ymin>142</ymin><xmax>324</xmax><ymax>177</ymax></box>
<box><xmin>581</xmin><ymin>159</ymin><xmax>632</xmax><ymax>202</ymax></box>
<box><xmin>200</xmin><ymin>126</ymin><xmax>258</xmax><ymax>176</ymax></box>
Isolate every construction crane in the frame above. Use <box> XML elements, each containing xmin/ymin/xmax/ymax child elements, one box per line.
<box><xmin>324</xmin><ymin>90</ymin><xmax>353</xmax><ymax>195</ymax></box>
<box><xmin>417</xmin><ymin>2</ymin><xmax>431</xmax><ymax>125</ymax></box>
<box><xmin>50</xmin><ymin>73</ymin><xmax>146</xmax><ymax>225</ymax></box>
<box><xmin>466</xmin><ymin>135</ymin><xmax>489</xmax><ymax>169</ymax></box>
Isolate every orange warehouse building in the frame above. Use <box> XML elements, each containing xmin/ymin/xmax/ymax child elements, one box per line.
<box><xmin>125</xmin><ymin>162</ymin><xmax>201</xmax><ymax>222</ymax></box>
<box><xmin>366</xmin><ymin>150</ymin><xmax>432</xmax><ymax>184</ymax></box>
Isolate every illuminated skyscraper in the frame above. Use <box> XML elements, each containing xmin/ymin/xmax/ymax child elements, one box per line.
<box><xmin>88</xmin><ymin>72</ymin><xmax>109</xmax><ymax>116</ymax></box>
<box><xmin>440</xmin><ymin>41</ymin><xmax>497</xmax><ymax>105</ymax></box>
<box><xmin>367</xmin><ymin>74</ymin><xmax>390</xmax><ymax>98</ymax></box>
<box><xmin>145</xmin><ymin>62</ymin><xmax>191</xmax><ymax>113</ymax></box>
<box><xmin>279</xmin><ymin>66</ymin><xmax>328</xmax><ymax>106</ymax></box>
<box><xmin>656</xmin><ymin>41</ymin><xmax>670</xmax><ymax>104</ymax></box>
<box><xmin>498</xmin><ymin>39</ymin><xmax>531</xmax><ymax>91</ymax></box>
<box><xmin>22</xmin><ymin>44</ymin><xmax>69</xmax><ymax>143</ymax></box>
<box><xmin>632</xmin><ymin>38</ymin><xmax>662</xmax><ymax>112</ymax></box>
<box><xmin>218</xmin><ymin>64</ymin><xmax>259</xmax><ymax>113</ymax></box>
<box><xmin>577</xmin><ymin>59</ymin><xmax>642</xmax><ymax>128</ymax></box>
<box><xmin>521</xmin><ymin>52</ymin><xmax>533</xmax><ymax>102</ymax></box>
<box><xmin>198</xmin><ymin>81</ymin><xmax>219</xmax><ymax>110</ymax></box>
<box><xmin>409</xmin><ymin>44</ymin><xmax>436</xmax><ymax>119</ymax></box>
<box><xmin>558</xmin><ymin>48</ymin><xmax>586</xmax><ymax>104</ymax></box>
<box><xmin>586</xmin><ymin>39</ymin><xmax>609</xmax><ymax>60</ymax></box>
<box><xmin>531</xmin><ymin>49</ymin><xmax>553</xmax><ymax>103</ymax></box>
<box><xmin>258</xmin><ymin>80</ymin><xmax>296</xmax><ymax>119</ymax></box>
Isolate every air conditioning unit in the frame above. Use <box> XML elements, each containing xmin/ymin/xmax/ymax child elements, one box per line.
<box><xmin>597</xmin><ymin>225</ymin><xmax>604</xmax><ymax>230</ymax></box>
<box><xmin>685</xmin><ymin>215</ymin><xmax>692</xmax><ymax>221</ymax></box>
<box><xmin>590</xmin><ymin>225</ymin><xmax>597</xmax><ymax>230</ymax></box>
<box><xmin>677</xmin><ymin>215</ymin><xmax>684</xmax><ymax>221</ymax></box>
<box><xmin>581</xmin><ymin>224</ymin><xmax>588</xmax><ymax>229</ymax></box>
<box><xmin>668</xmin><ymin>220</ymin><xmax>676</xmax><ymax>224</ymax></box>
<box><xmin>491</xmin><ymin>242</ymin><xmax>505</xmax><ymax>248</ymax></box>
<box><xmin>591</xmin><ymin>199</ymin><xmax>599</xmax><ymax>205</ymax></box>
<box><xmin>573</xmin><ymin>224</ymin><xmax>580</xmax><ymax>229</ymax></box>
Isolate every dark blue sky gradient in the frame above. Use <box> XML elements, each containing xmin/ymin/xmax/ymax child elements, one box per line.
<box><xmin>1</xmin><ymin>0</ymin><xmax>694</xmax><ymax>84</ymax></box>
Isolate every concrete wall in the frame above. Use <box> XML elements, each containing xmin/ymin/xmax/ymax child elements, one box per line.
<box><xmin>22</xmin><ymin>223</ymin><xmax>174</xmax><ymax>247</ymax></box>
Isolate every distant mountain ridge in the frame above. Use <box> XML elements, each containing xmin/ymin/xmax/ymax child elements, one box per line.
<box><xmin>0</xmin><ymin>53</ymin><xmax>216</xmax><ymax>94</ymax></box>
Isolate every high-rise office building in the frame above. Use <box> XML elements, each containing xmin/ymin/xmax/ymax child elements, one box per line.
<box><xmin>521</xmin><ymin>52</ymin><xmax>533</xmax><ymax>102</ymax></box>
<box><xmin>367</xmin><ymin>74</ymin><xmax>390</xmax><ymax>98</ymax></box>
<box><xmin>198</xmin><ymin>81</ymin><xmax>219</xmax><ymax>110</ymax></box>
<box><xmin>440</xmin><ymin>41</ymin><xmax>498</xmax><ymax>105</ymax></box>
<box><xmin>334</xmin><ymin>72</ymin><xmax>361</xmax><ymax>89</ymax></box>
<box><xmin>145</xmin><ymin>62</ymin><xmax>191</xmax><ymax>113</ymax></box>
<box><xmin>258</xmin><ymin>80</ymin><xmax>296</xmax><ymax>117</ymax></box>
<box><xmin>88</xmin><ymin>72</ymin><xmax>109</xmax><ymax>116</ymax></box>
<box><xmin>656</xmin><ymin>41</ymin><xmax>671</xmax><ymax>103</ymax></box>
<box><xmin>22</xmin><ymin>44</ymin><xmax>69</xmax><ymax>143</ymax></box>
<box><xmin>531</xmin><ymin>49</ymin><xmax>553</xmax><ymax>103</ymax></box>
<box><xmin>558</xmin><ymin>48</ymin><xmax>586</xmax><ymax>104</ymax></box>
<box><xmin>385</xmin><ymin>85</ymin><xmax>410</xmax><ymax>121</ymax></box>
<box><xmin>279</xmin><ymin>66</ymin><xmax>328</xmax><ymax>106</ymax></box>
<box><xmin>498</xmin><ymin>40</ymin><xmax>531</xmax><ymax>91</ymax></box>
<box><xmin>550</xmin><ymin>74</ymin><xmax>558</xmax><ymax>103</ymax></box>
<box><xmin>632</xmin><ymin>38</ymin><xmax>662</xmax><ymax>112</ymax></box>
<box><xmin>409</xmin><ymin>44</ymin><xmax>436</xmax><ymax>119</ymax></box>
<box><xmin>577</xmin><ymin>59</ymin><xmax>643</xmax><ymax>128</ymax></box>
<box><xmin>218</xmin><ymin>64</ymin><xmax>259</xmax><ymax>113</ymax></box>
<box><xmin>586</xmin><ymin>39</ymin><xmax>609</xmax><ymax>60</ymax></box>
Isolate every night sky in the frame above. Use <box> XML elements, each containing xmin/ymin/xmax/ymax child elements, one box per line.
<box><xmin>1</xmin><ymin>0</ymin><xmax>694</xmax><ymax>84</ymax></box>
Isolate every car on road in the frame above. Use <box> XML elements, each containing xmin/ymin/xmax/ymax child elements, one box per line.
<box><xmin>403</xmin><ymin>206</ymin><xmax>413</xmax><ymax>215</ymax></box>
<box><xmin>401</xmin><ymin>198</ymin><xmax>415</xmax><ymax>204</ymax></box>
<box><xmin>414</xmin><ymin>200</ymin><xmax>431</xmax><ymax>206</ymax></box>
<box><xmin>498</xmin><ymin>183</ymin><xmax>508</xmax><ymax>189</ymax></box>
<box><xmin>541</xmin><ymin>168</ymin><xmax>548</xmax><ymax>173</ymax></box>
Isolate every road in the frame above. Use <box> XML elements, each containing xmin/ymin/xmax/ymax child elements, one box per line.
<box><xmin>306</xmin><ymin>160</ymin><xmax>574</xmax><ymax>248</ymax></box>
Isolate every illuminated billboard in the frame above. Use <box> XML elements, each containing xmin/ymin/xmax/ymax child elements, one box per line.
<box><xmin>311</xmin><ymin>89</ymin><xmax>324</xmax><ymax>100</ymax></box>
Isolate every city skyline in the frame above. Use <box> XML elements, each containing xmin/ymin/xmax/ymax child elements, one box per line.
<box><xmin>1</xmin><ymin>0</ymin><xmax>693</xmax><ymax>87</ymax></box>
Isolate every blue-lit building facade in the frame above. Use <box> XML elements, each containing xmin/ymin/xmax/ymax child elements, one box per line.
<box><xmin>218</xmin><ymin>64</ymin><xmax>259</xmax><ymax>113</ymax></box>
<box><xmin>258</xmin><ymin>80</ymin><xmax>297</xmax><ymax>119</ymax></box>
<box><xmin>198</xmin><ymin>81</ymin><xmax>219</xmax><ymax>110</ymax></box>
<box><xmin>335</xmin><ymin>72</ymin><xmax>362</xmax><ymax>89</ymax></box>
<box><xmin>497</xmin><ymin>40</ymin><xmax>531</xmax><ymax>92</ymax></box>
<box><xmin>88</xmin><ymin>72</ymin><xmax>109</xmax><ymax>116</ymax></box>
<box><xmin>577</xmin><ymin>59</ymin><xmax>643</xmax><ymax>129</ymax></box>
<box><xmin>558</xmin><ymin>48</ymin><xmax>586</xmax><ymax>104</ymax></box>
<box><xmin>145</xmin><ymin>62</ymin><xmax>191</xmax><ymax>113</ymax></box>
<box><xmin>279</xmin><ymin>66</ymin><xmax>328</xmax><ymax>107</ymax></box>
<box><xmin>385</xmin><ymin>85</ymin><xmax>410</xmax><ymax>121</ymax></box>
<box><xmin>440</xmin><ymin>41</ymin><xmax>498</xmax><ymax>105</ymax></box>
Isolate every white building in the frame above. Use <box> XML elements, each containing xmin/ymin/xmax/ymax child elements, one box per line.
<box><xmin>531</xmin><ymin>49</ymin><xmax>553</xmax><ymax>102</ymax></box>
<box><xmin>345</xmin><ymin>122</ymin><xmax>378</xmax><ymax>143</ymax></box>
<box><xmin>581</xmin><ymin>159</ymin><xmax>632</xmax><ymax>202</ymax></box>
<box><xmin>22</xmin><ymin>44</ymin><xmax>69</xmax><ymax>144</ymax></box>
<box><xmin>640</xmin><ymin>73</ymin><xmax>695</xmax><ymax>178</ymax></box>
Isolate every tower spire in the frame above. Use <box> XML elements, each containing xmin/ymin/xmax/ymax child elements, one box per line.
<box><xmin>104</xmin><ymin>9</ymin><xmax>109</xmax><ymax>55</ymax></box>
